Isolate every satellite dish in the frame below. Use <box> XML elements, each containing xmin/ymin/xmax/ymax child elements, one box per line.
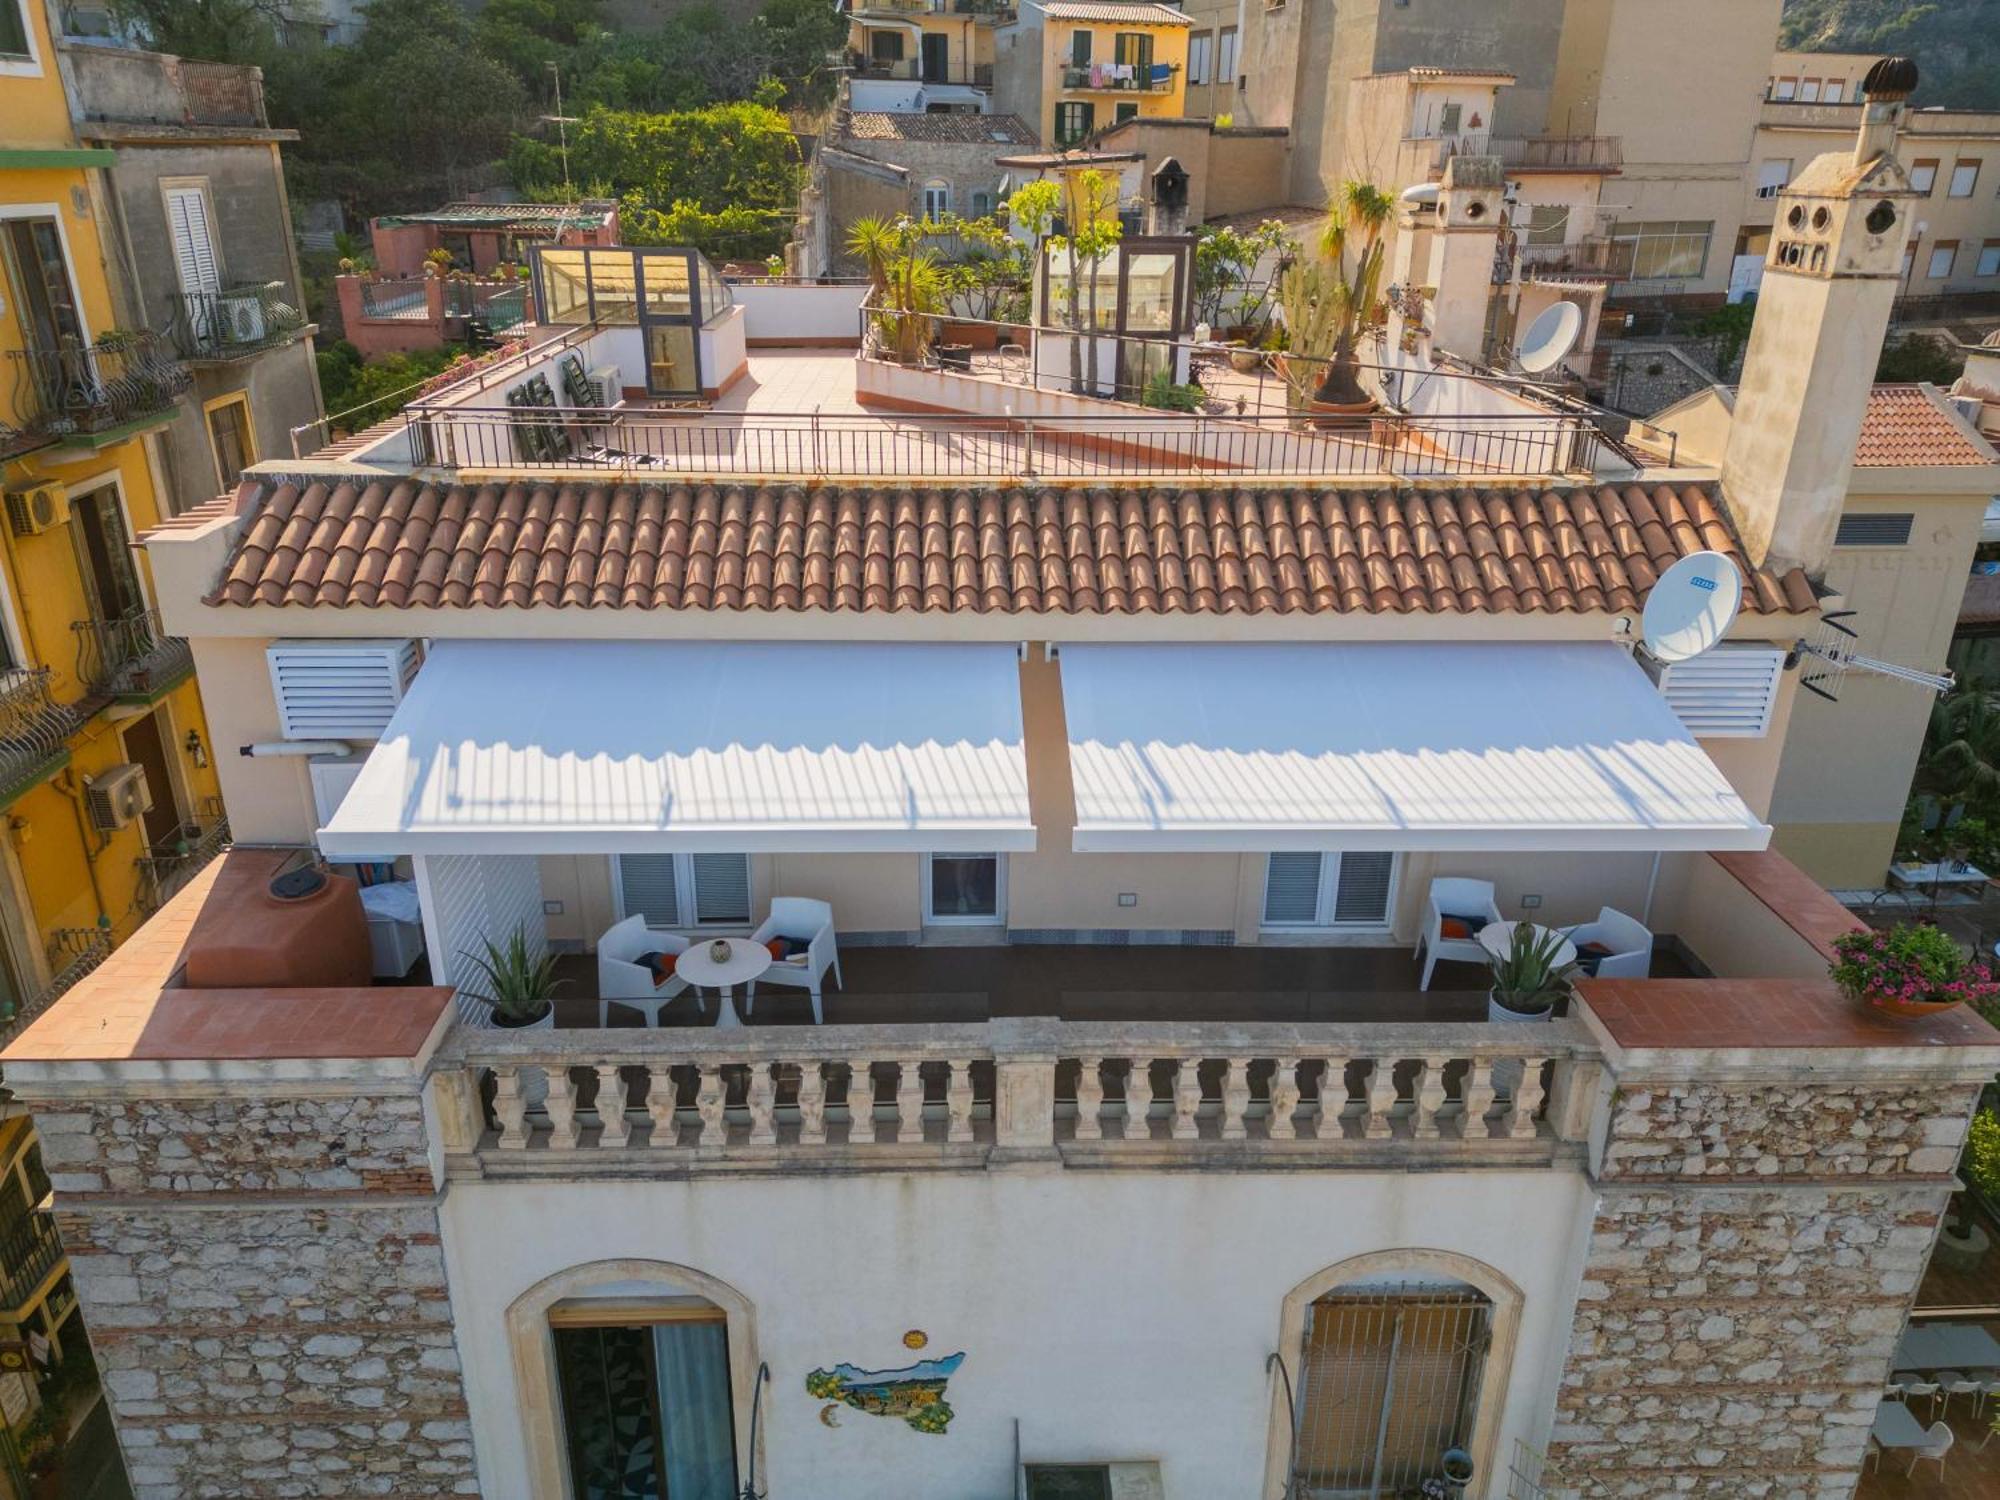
<box><xmin>1516</xmin><ymin>301</ymin><xmax>1584</xmax><ymax>375</ymax></box>
<box><xmin>1641</xmin><ymin>551</ymin><xmax>1742</xmax><ymax>664</ymax></box>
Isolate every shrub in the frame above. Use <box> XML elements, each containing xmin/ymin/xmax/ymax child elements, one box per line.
<box><xmin>1139</xmin><ymin>369</ymin><xmax>1204</xmax><ymax>411</ymax></box>
<box><xmin>1966</xmin><ymin>1109</ymin><xmax>2000</xmax><ymax>1198</ymax></box>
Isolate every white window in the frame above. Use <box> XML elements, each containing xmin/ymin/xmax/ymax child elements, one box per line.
<box><xmin>1261</xmin><ymin>852</ymin><xmax>1397</xmax><ymax>930</ymax></box>
<box><xmin>923</xmin><ymin>852</ymin><xmax>1005</xmax><ymax>925</ymax></box>
<box><xmin>1217</xmin><ymin>27</ymin><xmax>1238</xmax><ymax>89</ymax></box>
<box><xmin>1773</xmin><ymin>77</ymin><xmax>1796</xmax><ymax>101</ymax></box>
<box><xmin>1979</xmin><ymin>241</ymin><xmax>2000</xmax><ymax>278</ymax></box>
<box><xmin>615</xmin><ymin>853</ymin><xmax>751</xmax><ymax>929</ymax></box>
<box><xmin>1950</xmin><ymin>160</ymin><xmax>1981</xmax><ymax>198</ymax></box>
<box><xmin>162</xmin><ymin>181</ymin><xmax>221</xmax><ymax>297</ymax></box>
<box><xmin>1823</xmin><ymin>79</ymin><xmax>1844</xmax><ymax>103</ymax></box>
<box><xmin>0</xmin><ymin>0</ymin><xmax>30</xmax><ymax>59</ymax></box>
<box><xmin>1928</xmin><ymin>241</ymin><xmax>1958</xmax><ymax>280</ymax></box>
<box><xmin>1799</xmin><ymin>78</ymin><xmax>1820</xmax><ymax>102</ymax></box>
<box><xmin>1754</xmin><ymin>159</ymin><xmax>1792</xmax><ymax>199</ymax></box>
<box><xmin>1911</xmin><ymin>159</ymin><xmax>1938</xmax><ymax>194</ymax></box>
<box><xmin>921</xmin><ymin>182</ymin><xmax>950</xmax><ymax>220</ymax></box>
<box><xmin>1187</xmin><ymin>30</ymin><xmax>1211</xmax><ymax>86</ymax></box>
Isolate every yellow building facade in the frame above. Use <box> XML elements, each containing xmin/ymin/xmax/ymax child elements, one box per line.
<box><xmin>1001</xmin><ymin>0</ymin><xmax>1190</xmax><ymax>148</ymax></box>
<box><xmin>1</xmin><ymin>0</ymin><xmax>223</xmax><ymax>1028</ymax></box>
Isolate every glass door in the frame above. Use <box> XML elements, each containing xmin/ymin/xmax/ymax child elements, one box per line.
<box><xmin>637</xmin><ymin>253</ymin><xmax>702</xmax><ymax>399</ymax></box>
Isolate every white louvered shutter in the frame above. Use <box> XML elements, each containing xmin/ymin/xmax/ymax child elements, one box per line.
<box><xmin>1263</xmin><ymin>852</ymin><xmax>1323</xmax><ymax>925</ymax></box>
<box><xmin>164</xmin><ymin>186</ymin><xmax>222</xmax><ymax>296</ymax></box>
<box><xmin>1331</xmin><ymin>852</ymin><xmax>1396</xmax><ymax>925</ymax></box>
<box><xmin>1649</xmin><ymin>644</ymin><xmax>1784</xmax><ymax>738</ymax></box>
<box><xmin>266</xmin><ymin>640</ymin><xmax>421</xmax><ymax>740</ymax></box>
<box><xmin>691</xmin><ymin>854</ymin><xmax>751</xmax><ymax>925</ymax></box>
<box><xmin>618</xmin><ymin>855</ymin><xmax>681</xmax><ymax>927</ymax></box>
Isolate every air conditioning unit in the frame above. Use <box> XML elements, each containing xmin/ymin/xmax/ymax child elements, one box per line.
<box><xmin>85</xmin><ymin>763</ymin><xmax>154</xmax><ymax>833</ymax></box>
<box><xmin>585</xmin><ymin>364</ymin><xmax>624</xmax><ymax>408</ymax></box>
<box><xmin>217</xmin><ymin>286</ymin><xmax>272</xmax><ymax>344</ymax></box>
<box><xmin>267</xmin><ymin>639</ymin><xmax>422</xmax><ymax>740</ymax></box>
<box><xmin>1641</xmin><ymin>643</ymin><xmax>1786</xmax><ymax>738</ymax></box>
<box><xmin>5</xmin><ymin>484</ymin><xmax>67</xmax><ymax>538</ymax></box>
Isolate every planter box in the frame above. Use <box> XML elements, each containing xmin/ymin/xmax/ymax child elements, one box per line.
<box><xmin>941</xmin><ymin>321</ymin><xmax>1001</xmax><ymax>352</ymax></box>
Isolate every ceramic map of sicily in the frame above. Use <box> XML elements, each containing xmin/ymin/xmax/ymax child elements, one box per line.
<box><xmin>806</xmin><ymin>1352</ymin><xmax>967</xmax><ymax>1433</ymax></box>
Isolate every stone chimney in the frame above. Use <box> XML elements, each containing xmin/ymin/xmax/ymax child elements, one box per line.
<box><xmin>1718</xmin><ymin>58</ymin><xmax>1922</xmax><ymax>579</ymax></box>
<box><xmin>1424</xmin><ymin>155</ymin><xmax>1504</xmax><ymax>360</ymax></box>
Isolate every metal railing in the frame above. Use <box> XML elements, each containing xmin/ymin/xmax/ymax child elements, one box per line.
<box><xmin>169</xmin><ymin>283</ymin><xmax>306</xmax><ymax>360</ymax></box>
<box><xmin>445</xmin><ymin>279</ymin><xmax>531</xmax><ymax>331</ymax></box>
<box><xmin>851</xmin><ymin>57</ymin><xmax>995</xmax><ymax>87</ymax></box>
<box><xmin>0</xmin><ymin>927</ymin><xmax>111</xmax><ymax>1051</ymax></box>
<box><xmin>71</xmin><ymin>607</ymin><xmax>192</xmax><ymax>700</ymax></box>
<box><xmin>135</xmin><ymin>806</ymin><xmax>230</xmax><ymax>915</ymax></box>
<box><xmin>0</xmin><ymin>1213</ymin><xmax>64</xmax><ymax>1314</ymax></box>
<box><xmin>177</xmin><ymin>58</ymin><xmax>267</xmax><ymax>126</ymax></box>
<box><xmin>0</xmin><ymin>668</ymin><xmax>81</xmax><ymax>807</ymax></box>
<box><xmin>1063</xmin><ymin>64</ymin><xmax>1176</xmax><ymax>92</ymax></box>
<box><xmin>358</xmin><ymin>278</ymin><xmax>434</xmax><ymax>323</ymax></box>
<box><xmin>1508</xmin><ymin>237</ymin><xmax>1636</xmax><ymax>281</ymax></box>
<box><xmin>5</xmin><ymin>330</ymin><xmax>190</xmax><ymax>439</ymax></box>
<box><xmin>406</xmin><ymin>404</ymin><xmax>1610</xmax><ymax>479</ymax></box>
<box><xmin>1486</xmin><ymin>135</ymin><xmax>1623</xmax><ymax>171</ymax></box>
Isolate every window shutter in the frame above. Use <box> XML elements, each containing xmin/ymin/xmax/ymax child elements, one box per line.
<box><xmin>1263</xmin><ymin>852</ymin><xmax>1323</xmax><ymax>925</ymax></box>
<box><xmin>1647</xmin><ymin>644</ymin><xmax>1784</xmax><ymax>738</ymax></box>
<box><xmin>1331</xmin><ymin>852</ymin><xmax>1396</xmax><ymax>925</ymax></box>
<box><xmin>691</xmin><ymin>854</ymin><xmax>750</xmax><ymax>925</ymax></box>
<box><xmin>619</xmin><ymin>855</ymin><xmax>681</xmax><ymax>927</ymax></box>
<box><xmin>164</xmin><ymin>186</ymin><xmax>221</xmax><ymax>297</ymax></box>
<box><xmin>266</xmin><ymin>640</ymin><xmax>421</xmax><ymax>740</ymax></box>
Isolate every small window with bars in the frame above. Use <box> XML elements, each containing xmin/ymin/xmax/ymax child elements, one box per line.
<box><xmin>615</xmin><ymin>853</ymin><xmax>752</xmax><ymax>928</ymax></box>
<box><xmin>1833</xmin><ymin>512</ymin><xmax>1914</xmax><ymax>547</ymax></box>
<box><xmin>1262</xmin><ymin>852</ymin><xmax>1397</xmax><ymax>929</ymax></box>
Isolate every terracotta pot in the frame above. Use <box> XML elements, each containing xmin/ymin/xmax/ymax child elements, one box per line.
<box><xmin>1308</xmin><ymin>396</ymin><xmax>1377</xmax><ymax>430</ymax></box>
<box><xmin>1862</xmin><ymin>992</ymin><xmax>1965</xmax><ymax>1022</ymax></box>
<box><xmin>942</xmin><ymin>320</ymin><xmax>1000</xmax><ymax>351</ymax></box>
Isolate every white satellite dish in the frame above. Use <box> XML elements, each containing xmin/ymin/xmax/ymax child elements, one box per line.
<box><xmin>1516</xmin><ymin>301</ymin><xmax>1584</xmax><ymax>375</ymax></box>
<box><xmin>1641</xmin><ymin>551</ymin><xmax>1742</xmax><ymax>665</ymax></box>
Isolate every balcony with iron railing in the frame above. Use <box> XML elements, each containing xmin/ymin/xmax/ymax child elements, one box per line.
<box><xmin>71</xmin><ymin>607</ymin><xmax>193</xmax><ymax>703</ymax></box>
<box><xmin>135</xmin><ymin>803</ymin><xmax>230</xmax><ymax>916</ymax></box>
<box><xmin>5</xmin><ymin>331</ymin><xmax>191</xmax><ymax>446</ymax></box>
<box><xmin>168</xmin><ymin>283</ymin><xmax>307</xmax><ymax>362</ymax></box>
<box><xmin>849</xmin><ymin>55</ymin><xmax>994</xmax><ymax>87</ymax></box>
<box><xmin>1502</xmin><ymin>236</ymin><xmax>1636</xmax><ymax>282</ymax></box>
<box><xmin>1062</xmin><ymin>63</ymin><xmax>1177</xmax><ymax>93</ymax></box>
<box><xmin>1424</xmin><ymin>134</ymin><xmax>1622</xmax><ymax>174</ymax></box>
<box><xmin>0</xmin><ymin>668</ymin><xmax>82</xmax><ymax>807</ymax></box>
<box><xmin>0</xmin><ymin>1212</ymin><xmax>64</xmax><ymax>1317</ymax></box>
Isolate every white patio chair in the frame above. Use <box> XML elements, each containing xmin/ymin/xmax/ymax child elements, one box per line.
<box><xmin>1942</xmin><ymin>1369</ymin><xmax>1983</xmax><ymax>1419</ymax></box>
<box><xmin>1978</xmin><ymin>1371</ymin><xmax>2000</xmax><ymax>1420</ymax></box>
<box><xmin>1898</xmin><ymin>1373</ymin><xmax>1941</xmax><ymax>1422</ymax></box>
<box><xmin>595</xmin><ymin>914</ymin><xmax>699</xmax><ymax>1027</ymax></box>
<box><xmin>745</xmin><ymin>898</ymin><xmax>841</xmax><ymax>1025</ymax></box>
<box><xmin>1415</xmin><ymin>877</ymin><xmax>1503</xmax><ymax>991</ymax></box>
<box><xmin>1904</xmin><ymin>1419</ymin><xmax>1953</xmax><ymax>1480</ymax></box>
<box><xmin>1560</xmin><ymin>906</ymin><xmax>1654</xmax><ymax>979</ymax></box>
<box><xmin>1865</xmin><ymin>1433</ymin><xmax>1883</xmax><ymax>1473</ymax></box>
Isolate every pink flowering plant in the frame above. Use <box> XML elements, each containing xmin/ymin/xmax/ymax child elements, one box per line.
<box><xmin>1828</xmin><ymin>922</ymin><xmax>2000</xmax><ymax>1017</ymax></box>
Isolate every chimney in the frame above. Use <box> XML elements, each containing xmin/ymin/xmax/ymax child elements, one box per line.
<box><xmin>1424</xmin><ymin>155</ymin><xmax>1504</xmax><ymax>360</ymax></box>
<box><xmin>1718</xmin><ymin>58</ymin><xmax>1921</xmax><ymax>578</ymax></box>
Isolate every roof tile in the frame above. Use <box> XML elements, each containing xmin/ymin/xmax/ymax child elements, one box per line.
<box><xmin>1854</xmin><ymin>385</ymin><xmax>1998</xmax><ymax>467</ymax></box>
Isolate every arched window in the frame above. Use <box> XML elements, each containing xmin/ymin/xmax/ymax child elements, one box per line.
<box><xmin>1265</xmin><ymin>1251</ymin><xmax>1521</xmax><ymax>1500</ymax></box>
<box><xmin>508</xmin><ymin>1259</ymin><xmax>762</xmax><ymax>1500</ymax></box>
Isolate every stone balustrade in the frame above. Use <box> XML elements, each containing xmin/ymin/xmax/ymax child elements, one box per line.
<box><xmin>437</xmin><ymin>1018</ymin><xmax>1596</xmax><ymax>1172</ymax></box>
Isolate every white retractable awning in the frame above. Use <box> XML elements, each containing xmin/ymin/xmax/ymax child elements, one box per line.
<box><xmin>1059</xmin><ymin>642</ymin><xmax>1772</xmax><ymax>853</ymax></box>
<box><xmin>319</xmin><ymin>640</ymin><xmax>1034</xmax><ymax>857</ymax></box>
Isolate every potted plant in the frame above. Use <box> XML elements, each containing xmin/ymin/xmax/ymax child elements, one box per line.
<box><xmin>460</xmin><ymin>924</ymin><xmax>563</xmax><ymax>1030</ymax></box>
<box><xmin>1274</xmin><ymin>180</ymin><xmax>1393</xmax><ymax>422</ymax></box>
<box><xmin>1828</xmin><ymin>922</ymin><xmax>2000</xmax><ymax>1021</ymax></box>
<box><xmin>17</xmin><ymin>1407</ymin><xmax>62</xmax><ymax>1500</ymax></box>
<box><xmin>1485</xmin><ymin>922</ymin><xmax>1578</xmax><ymax>1023</ymax></box>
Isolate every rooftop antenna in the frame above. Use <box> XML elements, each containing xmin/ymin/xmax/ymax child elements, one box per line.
<box><xmin>1513</xmin><ymin>299</ymin><xmax>1583</xmax><ymax>378</ymax></box>
<box><xmin>544</xmin><ymin>62</ymin><xmax>576</xmax><ymax>206</ymax></box>
<box><xmin>1792</xmin><ymin>610</ymin><xmax>1955</xmax><ymax>701</ymax></box>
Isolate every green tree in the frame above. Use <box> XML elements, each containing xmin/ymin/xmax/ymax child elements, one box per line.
<box><xmin>1040</xmin><ymin>170</ymin><xmax>1121</xmax><ymax>396</ymax></box>
<box><xmin>514</xmin><ymin>101</ymin><xmax>801</xmax><ymax>214</ymax></box>
<box><xmin>1876</xmin><ymin>332</ymin><xmax>1965</xmax><ymax>384</ymax></box>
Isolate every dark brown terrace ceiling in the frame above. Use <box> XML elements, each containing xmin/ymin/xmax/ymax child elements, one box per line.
<box><xmin>206</xmin><ymin>477</ymin><xmax>1818</xmax><ymax>616</ymax></box>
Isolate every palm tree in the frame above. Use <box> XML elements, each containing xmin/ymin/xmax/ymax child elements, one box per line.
<box><xmin>1913</xmin><ymin>691</ymin><xmax>2000</xmax><ymax>825</ymax></box>
<box><xmin>1312</xmin><ymin>181</ymin><xmax>1395</xmax><ymax>405</ymax></box>
<box><xmin>846</xmin><ymin>217</ymin><xmax>942</xmax><ymax>365</ymax></box>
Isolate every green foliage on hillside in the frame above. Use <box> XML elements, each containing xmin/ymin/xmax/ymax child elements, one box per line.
<box><xmin>1781</xmin><ymin>0</ymin><xmax>2000</xmax><ymax>109</ymax></box>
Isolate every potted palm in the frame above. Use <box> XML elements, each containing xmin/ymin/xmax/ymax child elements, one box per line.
<box><xmin>1485</xmin><ymin>922</ymin><xmax>1578</xmax><ymax>1023</ymax></box>
<box><xmin>1275</xmin><ymin>181</ymin><xmax>1393</xmax><ymax>423</ymax></box>
<box><xmin>460</xmin><ymin>924</ymin><xmax>563</xmax><ymax>1030</ymax></box>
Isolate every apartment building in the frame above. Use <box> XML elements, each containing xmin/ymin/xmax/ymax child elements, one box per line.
<box><xmin>1172</xmin><ymin>0</ymin><xmax>1234</xmax><ymax>123</ymax></box>
<box><xmin>844</xmin><ymin>0</ymin><xmax>1010</xmax><ymax>115</ymax></box>
<box><xmin>3</xmin><ymin>63</ymin><xmax>1999</xmax><ymax>1500</ymax></box>
<box><xmin>994</xmin><ymin>0</ymin><xmax>1190</xmax><ymax>148</ymax></box>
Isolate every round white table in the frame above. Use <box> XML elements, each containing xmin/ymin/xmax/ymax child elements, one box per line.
<box><xmin>1476</xmin><ymin>921</ymin><xmax>1578</xmax><ymax>970</ymax></box>
<box><xmin>673</xmin><ymin>939</ymin><xmax>772</xmax><ymax>1029</ymax></box>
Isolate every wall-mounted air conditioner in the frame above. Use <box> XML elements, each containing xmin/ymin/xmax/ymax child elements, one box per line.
<box><xmin>267</xmin><ymin>639</ymin><xmax>422</xmax><ymax>741</ymax></box>
<box><xmin>5</xmin><ymin>483</ymin><xmax>67</xmax><ymax>538</ymax></box>
<box><xmin>85</xmin><ymin>763</ymin><xmax>154</xmax><ymax>833</ymax></box>
<box><xmin>585</xmin><ymin>364</ymin><xmax>624</xmax><ymax>408</ymax></box>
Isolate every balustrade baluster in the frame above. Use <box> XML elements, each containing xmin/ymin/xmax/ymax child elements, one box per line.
<box><xmin>544</xmin><ymin>1067</ymin><xmax>580</xmax><ymax>1151</ymax></box>
<box><xmin>796</xmin><ymin>1062</ymin><xmax>828</xmax><ymax>1145</ymax></box>
<box><xmin>1267</xmin><ymin>1057</ymin><xmax>1301</xmax><ymax>1141</ymax></box>
<box><xmin>695</xmin><ymin>1064</ymin><xmax>727</xmax><ymax>1151</ymax></box>
<box><xmin>493</xmin><ymin>1067</ymin><xmax>528</xmax><ymax>1149</ymax></box>
<box><xmin>1509</xmin><ymin>1056</ymin><xmax>1549</xmax><ymax>1140</ymax></box>
<box><xmin>1172</xmin><ymin>1057</ymin><xmax>1204</xmax><ymax>1141</ymax></box>
<box><xmin>747</xmin><ymin>1063</ymin><xmax>778</xmax><ymax>1146</ymax></box>
<box><xmin>1124</xmin><ymin>1058</ymin><xmax>1154</xmax><ymax>1142</ymax></box>
<box><xmin>1463</xmin><ymin>1056</ymin><xmax>1499</xmax><ymax>1141</ymax></box>
<box><xmin>847</xmin><ymin>1059</ymin><xmax>876</xmax><ymax>1144</ymax></box>
<box><xmin>946</xmin><ymin>1059</ymin><xmax>975</xmax><ymax>1143</ymax></box>
<box><xmin>1414</xmin><ymin>1054</ymin><xmax>1448</xmax><ymax>1141</ymax></box>
<box><xmin>646</xmin><ymin>1064</ymin><xmax>681</xmax><ymax>1148</ymax></box>
<box><xmin>1220</xmin><ymin>1058</ymin><xmax>1251</xmax><ymax>1141</ymax></box>
<box><xmin>1364</xmin><ymin>1057</ymin><xmax>1397</xmax><ymax>1140</ymax></box>
<box><xmin>595</xmin><ymin>1065</ymin><xmax>631</xmax><ymax>1148</ymax></box>
<box><xmin>1317</xmin><ymin>1056</ymin><xmax>1349</xmax><ymax>1141</ymax></box>
<box><xmin>896</xmin><ymin>1058</ymin><xmax>926</xmax><ymax>1143</ymax></box>
<box><xmin>1073</xmin><ymin>1056</ymin><xmax>1104</xmax><ymax>1141</ymax></box>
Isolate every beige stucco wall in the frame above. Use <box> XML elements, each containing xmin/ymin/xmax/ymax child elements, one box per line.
<box><xmin>189</xmin><ymin>634</ymin><xmax>318</xmax><ymax>846</ymax></box>
<box><xmin>1200</xmin><ymin>130</ymin><xmax>1290</xmax><ymax>221</ymax></box>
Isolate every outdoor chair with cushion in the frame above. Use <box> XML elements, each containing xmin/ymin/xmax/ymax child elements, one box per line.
<box><xmin>596</xmin><ymin>913</ymin><xmax>700</xmax><ymax>1027</ymax></box>
<box><xmin>1560</xmin><ymin>906</ymin><xmax>1655</xmax><ymax>979</ymax></box>
<box><xmin>744</xmin><ymin>897</ymin><xmax>841</xmax><ymax>1025</ymax></box>
<box><xmin>1415</xmin><ymin>877</ymin><xmax>1504</xmax><ymax>991</ymax></box>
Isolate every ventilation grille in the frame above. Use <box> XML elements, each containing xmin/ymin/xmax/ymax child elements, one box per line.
<box><xmin>267</xmin><ymin>639</ymin><xmax>421</xmax><ymax>741</ymax></box>
<box><xmin>1645</xmin><ymin>644</ymin><xmax>1785</xmax><ymax>737</ymax></box>
<box><xmin>1834</xmin><ymin>513</ymin><xmax>1914</xmax><ymax>547</ymax></box>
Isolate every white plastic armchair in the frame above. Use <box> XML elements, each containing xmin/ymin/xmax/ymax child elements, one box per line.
<box><xmin>1905</xmin><ymin>1419</ymin><xmax>1953</xmax><ymax>1480</ymax></box>
<box><xmin>1561</xmin><ymin>906</ymin><xmax>1655</xmax><ymax>979</ymax></box>
<box><xmin>745</xmin><ymin>898</ymin><xmax>841</xmax><ymax>1025</ymax></box>
<box><xmin>595</xmin><ymin>914</ymin><xmax>699</xmax><ymax>1027</ymax></box>
<box><xmin>1415</xmin><ymin>877</ymin><xmax>1503</xmax><ymax>991</ymax></box>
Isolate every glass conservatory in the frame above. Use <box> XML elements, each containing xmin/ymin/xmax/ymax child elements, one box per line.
<box><xmin>531</xmin><ymin>246</ymin><xmax>735</xmax><ymax>399</ymax></box>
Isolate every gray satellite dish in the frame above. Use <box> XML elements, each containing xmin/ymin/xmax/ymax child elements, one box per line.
<box><xmin>1515</xmin><ymin>301</ymin><xmax>1584</xmax><ymax>375</ymax></box>
<box><xmin>1641</xmin><ymin>551</ymin><xmax>1742</xmax><ymax>665</ymax></box>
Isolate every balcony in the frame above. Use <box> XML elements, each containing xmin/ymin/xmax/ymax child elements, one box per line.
<box><xmin>1502</xmin><ymin>237</ymin><xmax>1636</xmax><ymax>282</ymax></box>
<box><xmin>71</xmin><ymin>607</ymin><xmax>193</xmax><ymax>703</ymax></box>
<box><xmin>0</xmin><ymin>668</ymin><xmax>83</xmax><ymax>808</ymax></box>
<box><xmin>135</xmin><ymin>804</ymin><xmax>230</xmax><ymax>917</ymax></box>
<box><xmin>5</xmin><ymin>331</ymin><xmax>191</xmax><ymax>446</ymax></box>
<box><xmin>1062</xmin><ymin>64</ymin><xmax>1177</xmax><ymax>93</ymax></box>
<box><xmin>850</xmin><ymin>56</ymin><xmax>994</xmax><ymax>88</ymax></box>
<box><xmin>1425</xmin><ymin>135</ymin><xmax>1622</xmax><ymax>174</ymax></box>
<box><xmin>0</xmin><ymin>1212</ymin><xmax>65</xmax><ymax>1317</ymax></box>
<box><xmin>168</xmin><ymin>283</ymin><xmax>306</xmax><ymax>362</ymax></box>
<box><xmin>63</xmin><ymin>45</ymin><xmax>270</xmax><ymax>130</ymax></box>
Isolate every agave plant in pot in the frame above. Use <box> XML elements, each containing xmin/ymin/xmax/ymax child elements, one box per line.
<box><xmin>1485</xmin><ymin>922</ymin><xmax>1579</xmax><ymax>1023</ymax></box>
<box><xmin>1828</xmin><ymin>921</ymin><xmax>2000</xmax><ymax>1021</ymax></box>
<box><xmin>460</xmin><ymin>924</ymin><xmax>564</xmax><ymax>1030</ymax></box>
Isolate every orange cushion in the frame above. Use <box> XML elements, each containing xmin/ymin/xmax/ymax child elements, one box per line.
<box><xmin>640</xmin><ymin>951</ymin><xmax>677</xmax><ymax>988</ymax></box>
<box><xmin>767</xmin><ymin>939</ymin><xmax>789</xmax><ymax>963</ymax></box>
<box><xmin>1439</xmin><ymin>917</ymin><xmax>1473</xmax><ymax>940</ymax></box>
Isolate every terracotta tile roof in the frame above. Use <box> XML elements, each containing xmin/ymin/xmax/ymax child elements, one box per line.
<box><xmin>844</xmin><ymin>112</ymin><xmax>1040</xmax><ymax>146</ymax></box>
<box><xmin>1038</xmin><ymin>0</ymin><xmax>1192</xmax><ymax>23</ymax></box>
<box><xmin>1854</xmin><ymin>385</ymin><xmax>1997</xmax><ymax>467</ymax></box>
<box><xmin>206</xmin><ymin>477</ymin><xmax>1818</xmax><ymax>616</ymax></box>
